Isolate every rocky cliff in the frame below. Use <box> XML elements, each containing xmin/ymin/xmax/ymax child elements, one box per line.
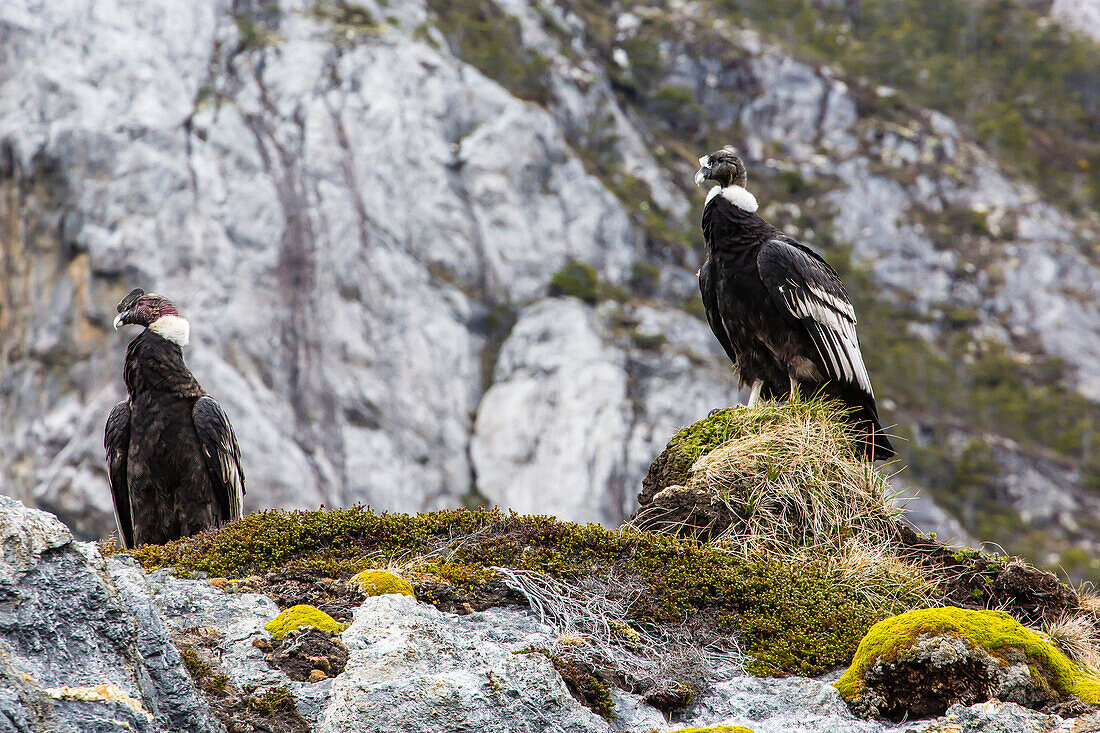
<box><xmin>1</xmin><ymin>0</ymin><xmax>1099</xmax><ymax>578</ymax></box>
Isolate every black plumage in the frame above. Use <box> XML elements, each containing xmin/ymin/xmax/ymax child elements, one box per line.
<box><xmin>695</xmin><ymin>149</ymin><xmax>895</xmax><ymax>460</ymax></box>
<box><xmin>104</xmin><ymin>289</ymin><xmax>245</xmax><ymax>547</ymax></box>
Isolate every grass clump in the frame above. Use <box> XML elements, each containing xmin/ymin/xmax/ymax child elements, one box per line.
<box><xmin>684</xmin><ymin>397</ymin><xmax>900</xmax><ymax>554</ymax></box>
<box><xmin>349</xmin><ymin>569</ymin><xmax>414</xmax><ymax>597</ymax></box>
<box><xmin>244</xmin><ymin>686</ymin><xmax>299</xmax><ymax>715</ymax></box>
<box><xmin>178</xmin><ymin>649</ymin><xmax>229</xmax><ymax>696</ymax></box>
<box><xmin>264</xmin><ymin>605</ymin><xmax>346</xmax><ymax>639</ymax></box>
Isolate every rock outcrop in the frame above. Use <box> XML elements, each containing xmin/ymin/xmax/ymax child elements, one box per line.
<box><xmin>7</xmin><ymin>496</ymin><xmax>1099</xmax><ymax>733</ymax></box>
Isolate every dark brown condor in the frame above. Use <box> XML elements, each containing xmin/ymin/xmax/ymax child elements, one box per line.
<box><xmin>104</xmin><ymin>288</ymin><xmax>245</xmax><ymax>547</ymax></box>
<box><xmin>694</xmin><ymin>148</ymin><xmax>895</xmax><ymax>461</ymax></box>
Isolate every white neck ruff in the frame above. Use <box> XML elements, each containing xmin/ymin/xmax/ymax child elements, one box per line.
<box><xmin>148</xmin><ymin>315</ymin><xmax>190</xmax><ymax>346</ymax></box>
<box><xmin>706</xmin><ymin>184</ymin><xmax>759</xmax><ymax>213</ymax></box>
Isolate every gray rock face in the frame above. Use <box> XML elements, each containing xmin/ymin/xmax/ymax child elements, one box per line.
<box><xmin>0</xmin><ymin>0</ymin><xmax>730</xmax><ymax>537</ymax></box>
<box><xmin>0</xmin><ymin>497</ymin><xmax>222</xmax><ymax>733</ymax></box>
<box><xmin>1050</xmin><ymin>0</ymin><xmax>1100</xmax><ymax>41</ymax></box>
<box><xmin>321</xmin><ymin>594</ymin><xmax>609</xmax><ymax>733</ymax></box>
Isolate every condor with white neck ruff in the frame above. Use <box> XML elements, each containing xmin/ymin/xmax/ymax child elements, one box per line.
<box><xmin>104</xmin><ymin>288</ymin><xmax>245</xmax><ymax>547</ymax></box>
<box><xmin>695</xmin><ymin>148</ymin><xmax>895</xmax><ymax>460</ymax></box>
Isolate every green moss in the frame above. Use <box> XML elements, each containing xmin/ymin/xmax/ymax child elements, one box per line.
<box><xmin>521</xmin><ymin>648</ymin><xmax>615</xmax><ymax>719</ymax></box>
<box><xmin>129</xmin><ymin>506</ymin><xmax>914</xmax><ymax>677</ymax></box>
<box><xmin>549</xmin><ymin>260</ymin><xmax>600</xmax><ymax>303</ymax></box>
<box><xmin>835</xmin><ymin>607</ymin><xmax>1100</xmax><ymax>702</ymax></box>
<box><xmin>244</xmin><ymin>687</ymin><xmax>298</xmax><ymax>715</ymax></box>
<box><xmin>670</xmin><ymin>727</ymin><xmax>755</xmax><ymax>733</ymax></box>
<box><xmin>350</xmin><ymin>569</ymin><xmax>414</xmax><ymax>597</ymax></box>
<box><xmin>264</xmin><ymin>605</ymin><xmax>346</xmax><ymax>639</ymax></box>
<box><xmin>178</xmin><ymin>649</ymin><xmax>229</xmax><ymax>696</ymax></box>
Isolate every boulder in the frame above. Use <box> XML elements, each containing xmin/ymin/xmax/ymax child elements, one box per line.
<box><xmin>836</xmin><ymin>607</ymin><xmax>1100</xmax><ymax>720</ymax></box>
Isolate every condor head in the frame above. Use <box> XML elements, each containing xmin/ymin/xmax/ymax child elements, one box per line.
<box><xmin>694</xmin><ymin>147</ymin><xmax>748</xmax><ymax>188</ymax></box>
<box><xmin>113</xmin><ymin>288</ymin><xmax>190</xmax><ymax>346</ymax></box>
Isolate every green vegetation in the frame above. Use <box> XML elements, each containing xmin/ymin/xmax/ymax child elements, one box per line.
<box><xmin>244</xmin><ymin>686</ymin><xmax>300</xmax><ymax>716</ymax></box>
<box><xmin>835</xmin><ymin>607</ymin><xmax>1100</xmax><ymax>702</ymax></box>
<box><xmin>520</xmin><ymin>649</ymin><xmax>616</xmax><ymax>719</ymax></box>
<box><xmin>548</xmin><ymin>260</ymin><xmax>628</xmax><ymax>304</ymax></box>
<box><xmin>264</xmin><ymin>605</ymin><xmax>346</xmax><ymax>639</ymax></box>
<box><xmin>718</xmin><ymin>0</ymin><xmax>1100</xmax><ymax>213</ymax></box>
<box><xmin>179</xmin><ymin>649</ymin><xmax>229</xmax><ymax>696</ymax></box>
<box><xmin>349</xmin><ymin>569</ymin><xmax>414</xmax><ymax>596</ymax></box>
<box><xmin>129</xmin><ymin>505</ymin><xmax>920</xmax><ymax>677</ymax></box>
<box><xmin>549</xmin><ymin>260</ymin><xmax>600</xmax><ymax>303</ymax></box>
<box><xmin>670</xmin><ymin>727</ymin><xmax>756</xmax><ymax>733</ymax></box>
<box><xmin>233</xmin><ymin>12</ymin><xmax>283</xmax><ymax>50</ymax></box>
<box><xmin>654</xmin><ymin>407</ymin><xmax>745</xmax><ymax>490</ymax></box>
<box><xmin>427</xmin><ymin>0</ymin><xmax>552</xmax><ymax>104</ymax></box>
<box><xmin>307</xmin><ymin>0</ymin><xmax>379</xmax><ymax>41</ymax></box>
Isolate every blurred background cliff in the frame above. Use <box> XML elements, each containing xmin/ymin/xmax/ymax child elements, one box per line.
<box><xmin>1</xmin><ymin>0</ymin><xmax>1099</xmax><ymax>578</ymax></box>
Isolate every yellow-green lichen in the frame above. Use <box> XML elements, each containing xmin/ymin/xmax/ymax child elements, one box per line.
<box><xmin>835</xmin><ymin>607</ymin><xmax>1100</xmax><ymax>703</ymax></box>
<box><xmin>669</xmin><ymin>727</ymin><xmax>755</xmax><ymax>733</ymax></box>
<box><xmin>264</xmin><ymin>605</ymin><xmax>345</xmax><ymax>640</ymax></box>
<box><xmin>350</xmin><ymin>569</ymin><xmax>414</xmax><ymax>597</ymax></box>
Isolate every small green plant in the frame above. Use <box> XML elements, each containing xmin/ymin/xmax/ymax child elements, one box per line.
<box><xmin>549</xmin><ymin>260</ymin><xmax>600</xmax><ymax>303</ymax></box>
<box><xmin>245</xmin><ymin>686</ymin><xmax>299</xmax><ymax>715</ymax></box>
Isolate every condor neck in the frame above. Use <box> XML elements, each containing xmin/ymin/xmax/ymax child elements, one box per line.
<box><xmin>124</xmin><ymin>330</ymin><xmax>202</xmax><ymax>397</ymax></box>
<box><xmin>702</xmin><ymin>193</ymin><xmax>776</xmax><ymax>252</ymax></box>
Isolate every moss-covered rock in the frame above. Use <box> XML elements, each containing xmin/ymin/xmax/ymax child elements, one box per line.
<box><xmin>836</xmin><ymin>607</ymin><xmax>1100</xmax><ymax>720</ymax></box>
<box><xmin>264</xmin><ymin>605</ymin><xmax>346</xmax><ymax>640</ymax></box>
<box><xmin>349</xmin><ymin>569</ymin><xmax>415</xmax><ymax>597</ymax></box>
<box><xmin>128</xmin><ymin>505</ymin><xmax>916</xmax><ymax>679</ymax></box>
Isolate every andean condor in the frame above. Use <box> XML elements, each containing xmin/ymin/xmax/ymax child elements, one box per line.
<box><xmin>104</xmin><ymin>289</ymin><xmax>245</xmax><ymax>547</ymax></box>
<box><xmin>694</xmin><ymin>148</ymin><xmax>895</xmax><ymax>460</ymax></box>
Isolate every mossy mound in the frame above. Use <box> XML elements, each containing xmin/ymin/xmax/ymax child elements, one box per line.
<box><xmin>634</xmin><ymin>396</ymin><xmax>899</xmax><ymax>554</ymax></box>
<box><xmin>836</xmin><ymin>607</ymin><xmax>1100</xmax><ymax>720</ymax></box>
<box><xmin>264</xmin><ymin>605</ymin><xmax>345</xmax><ymax>640</ymax></box>
<box><xmin>640</xmin><ymin>406</ymin><xmax>743</xmax><ymax>507</ymax></box>
<box><xmin>129</xmin><ymin>506</ymin><xmax>920</xmax><ymax>678</ymax></box>
<box><xmin>350</xmin><ymin>569</ymin><xmax>414</xmax><ymax>597</ymax></box>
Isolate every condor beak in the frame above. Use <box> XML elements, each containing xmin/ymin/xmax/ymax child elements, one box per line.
<box><xmin>694</xmin><ymin>166</ymin><xmax>710</xmax><ymax>187</ymax></box>
<box><xmin>113</xmin><ymin>313</ymin><xmax>126</xmax><ymax>330</ymax></box>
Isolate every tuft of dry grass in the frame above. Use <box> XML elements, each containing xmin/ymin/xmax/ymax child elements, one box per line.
<box><xmin>492</xmin><ymin>566</ymin><xmax>743</xmax><ymax>706</ymax></box>
<box><xmin>1043</xmin><ymin>613</ymin><xmax>1100</xmax><ymax>672</ymax></box>
<box><xmin>685</xmin><ymin>397</ymin><xmax>901</xmax><ymax>556</ymax></box>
